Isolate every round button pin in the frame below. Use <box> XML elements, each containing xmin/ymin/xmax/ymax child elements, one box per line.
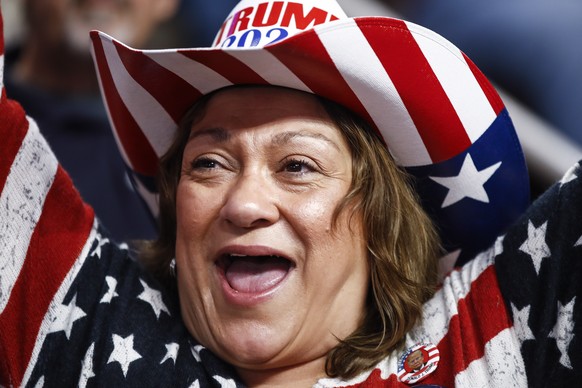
<box><xmin>396</xmin><ymin>342</ymin><xmax>440</xmax><ymax>385</ymax></box>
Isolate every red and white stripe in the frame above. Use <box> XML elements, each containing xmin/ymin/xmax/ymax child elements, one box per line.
<box><xmin>19</xmin><ymin>224</ymin><xmax>98</xmax><ymax>387</ymax></box>
<box><xmin>316</xmin><ymin>237</ymin><xmax>527</xmax><ymax>387</ymax></box>
<box><xmin>0</xmin><ymin>100</ymin><xmax>95</xmax><ymax>386</ymax></box>
<box><xmin>89</xmin><ymin>16</ymin><xmax>504</xmax><ymax>184</ymax></box>
<box><xmin>0</xmin><ymin>118</ymin><xmax>59</xmax><ymax>313</ymax></box>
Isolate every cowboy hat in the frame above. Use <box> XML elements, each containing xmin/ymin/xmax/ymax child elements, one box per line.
<box><xmin>90</xmin><ymin>0</ymin><xmax>529</xmax><ymax>267</ymax></box>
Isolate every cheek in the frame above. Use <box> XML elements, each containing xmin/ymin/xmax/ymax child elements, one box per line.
<box><xmin>175</xmin><ymin>182</ymin><xmax>219</xmax><ymax>240</ymax></box>
<box><xmin>290</xmin><ymin>194</ymin><xmax>340</xmax><ymax>234</ymax></box>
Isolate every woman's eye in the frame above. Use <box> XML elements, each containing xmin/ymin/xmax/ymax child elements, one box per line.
<box><xmin>283</xmin><ymin>159</ymin><xmax>315</xmax><ymax>174</ymax></box>
<box><xmin>191</xmin><ymin>157</ymin><xmax>219</xmax><ymax>170</ymax></box>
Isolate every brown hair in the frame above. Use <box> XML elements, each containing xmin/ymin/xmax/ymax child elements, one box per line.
<box><xmin>139</xmin><ymin>86</ymin><xmax>441</xmax><ymax>379</ymax></box>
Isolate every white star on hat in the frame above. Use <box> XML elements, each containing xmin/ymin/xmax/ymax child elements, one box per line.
<box><xmin>430</xmin><ymin>153</ymin><xmax>502</xmax><ymax>208</ymax></box>
<box><xmin>108</xmin><ymin>334</ymin><xmax>142</xmax><ymax>377</ymax></box>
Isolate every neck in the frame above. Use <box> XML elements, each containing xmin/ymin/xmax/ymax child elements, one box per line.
<box><xmin>236</xmin><ymin>356</ymin><xmax>327</xmax><ymax>387</ymax></box>
<box><xmin>14</xmin><ymin>35</ymin><xmax>99</xmax><ymax>95</ymax></box>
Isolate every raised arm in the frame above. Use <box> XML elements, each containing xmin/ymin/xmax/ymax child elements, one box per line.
<box><xmin>0</xmin><ymin>7</ymin><xmax>95</xmax><ymax>386</ymax></box>
<box><xmin>495</xmin><ymin>161</ymin><xmax>582</xmax><ymax>386</ymax></box>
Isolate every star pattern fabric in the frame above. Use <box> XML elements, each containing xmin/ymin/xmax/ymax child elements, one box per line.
<box><xmin>18</xmin><ymin>236</ymin><xmax>246</xmax><ymax>387</ymax></box>
<box><xmin>511</xmin><ymin>303</ymin><xmax>535</xmax><ymax>343</ymax></box>
<box><xmin>519</xmin><ymin>221</ymin><xmax>551</xmax><ymax>274</ymax></box>
<box><xmin>107</xmin><ymin>334</ymin><xmax>142</xmax><ymax>377</ymax></box>
<box><xmin>100</xmin><ymin>276</ymin><xmax>119</xmax><ymax>304</ymax></box>
<box><xmin>494</xmin><ymin>165</ymin><xmax>582</xmax><ymax>387</ymax></box>
<box><xmin>47</xmin><ymin>294</ymin><xmax>87</xmax><ymax>339</ymax></box>
<box><xmin>549</xmin><ymin>297</ymin><xmax>576</xmax><ymax>369</ymax></box>
<box><xmin>138</xmin><ymin>279</ymin><xmax>171</xmax><ymax>319</ymax></box>
<box><xmin>429</xmin><ymin>153</ymin><xmax>501</xmax><ymax>208</ymax></box>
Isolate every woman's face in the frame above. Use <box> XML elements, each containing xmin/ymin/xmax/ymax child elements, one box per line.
<box><xmin>175</xmin><ymin>87</ymin><xmax>369</xmax><ymax>376</ymax></box>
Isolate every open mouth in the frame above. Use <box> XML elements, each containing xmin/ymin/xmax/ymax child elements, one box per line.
<box><xmin>217</xmin><ymin>254</ymin><xmax>294</xmax><ymax>294</ymax></box>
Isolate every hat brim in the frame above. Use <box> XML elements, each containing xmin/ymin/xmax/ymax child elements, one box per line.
<box><xmin>90</xmin><ymin>16</ymin><xmax>529</xmax><ymax>265</ymax></box>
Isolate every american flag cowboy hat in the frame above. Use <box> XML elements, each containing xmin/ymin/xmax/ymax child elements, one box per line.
<box><xmin>89</xmin><ymin>0</ymin><xmax>529</xmax><ymax>268</ymax></box>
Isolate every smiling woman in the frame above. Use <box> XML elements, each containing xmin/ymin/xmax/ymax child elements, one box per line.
<box><xmin>3</xmin><ymin>0</ymin><xmax>582</xmax><ymax>387</ymax></box>
<box><xmin>140</xmin><ymin>86</ymin><xmax>439</xmax><ymax>383</ymax></box>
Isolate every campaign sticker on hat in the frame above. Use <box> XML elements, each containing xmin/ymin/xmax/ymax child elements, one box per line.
<box><xmin>212</xmin><ymin>0</ymin><xmax>347</xmax><ymax>48</ymax></box>
<box><xmin>397</xmin><ymin>343</ymin><xmax>440</xmax><ymax>385</ymax></box>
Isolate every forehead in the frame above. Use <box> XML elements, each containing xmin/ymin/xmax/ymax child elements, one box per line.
<box><xmin>198</xmin><ymin>87</ymin><xmax>332</xmax><ymax>128</ymax></box>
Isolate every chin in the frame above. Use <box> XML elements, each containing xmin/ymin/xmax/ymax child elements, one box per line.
<box><xmin>209</xmin><ymin>318</ymin><xmax>303</xmax><ymax>368</ymax></box>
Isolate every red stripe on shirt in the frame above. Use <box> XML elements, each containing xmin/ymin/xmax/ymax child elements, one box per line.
<box><xmin>0</xmin><ymin>97</ymin><xmax>29</xmax><ymax>191</ymax></box>
<box><xmin>90</xmin><ymin>32</ymin><xmax>158</xmax><ymax>177</ymax></box>
<box><xmin>425</xmin><ymin>265</ymin><xmax>511</xmax><ymax>386</ymax></box>
<box><xmin>114</xmin><ymin>43</ymin><xmax>203</xmax><ymax>124</ymax></box>
<box><xmin>357</xmin><ymin>19</ymin><xmax>471</xmax><ymax>163</ymax></box>
<box><xmin>342</xmin><ymin>264</ymin><xmax>511</xmax><ymax>387</ymax></box>
<box><xmin>0</xmin><ymin>167</ymin><xmax>94</xmax><ymax>386</ymax></box>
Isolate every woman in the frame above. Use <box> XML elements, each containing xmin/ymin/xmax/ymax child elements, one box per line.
<box><xmin>1</xmin><ymin>0</ymin><xmax>580</xmax><ymax>387</ymax></box>
<box><xmin>148</xmin><ymin>85</ymin><xmax>440</xmax><ymax>385</ymax></box>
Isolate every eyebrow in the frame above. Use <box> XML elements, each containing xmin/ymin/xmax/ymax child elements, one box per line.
<box><xmin>188</xmin><ymin>127</ymin><xmax>340</xmax><ymax>151</ymax></box>
<box><xmin>188</xmin><ymin>127</ymin><xmax>231</xmax><ymax>142</ymax></box>
<box><xmin>271</xmin><ymin>130</ymin><xmax>341</xmax><ymax>151</ymax></box>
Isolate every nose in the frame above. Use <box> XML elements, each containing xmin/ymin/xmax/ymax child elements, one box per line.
<box><xmin>219</xmin><ymin>171</ymin><xmax>279</xmax><ymax>229</ymax></box>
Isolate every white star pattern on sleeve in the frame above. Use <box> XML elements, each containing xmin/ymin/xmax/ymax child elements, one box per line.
<box><xmin>160</xmin><ymin>342</ymin><xmax>180</xmax><ymax>365</ymax></box>
<box><xmin>89</xmin><ymin>233</ymin><xmax>110</xmax><ymax>259</ymax></box>
<box><xmin>137</xmin><ymin>279</ymin><xmax>170</xmax><ymax>319</ymax></box>
<box><xmin>107</xmin><ymin>334</ymin><xmax>142</xmax><ymax>377</ymax></box>
<box><xmin>47</xmin><ymin>294</ymin><xmax>86</xmax><ymax>339</ymax></box>
<box><xmin>100</xmin><ymin>276</ymin><xmax>119</xmax><ymax>304</ymax></box>
<box><xmin>519</xmin><ymin>220</ymin><xmax>551</xmax><ymax>275</ymax></box>
<box><xmin>559</xmin><ymin>162</ymin><xmax>579</xmax><ymax>187</ymax></box>
<box><xmin>549</xmin><ymin>297</ymin><xmax>576</xmax><ymax>369</ymax></box>
<box><xmin>79</xmin><ymin>343</ymin><xmax>96</xmax><ymax>388</ymax></box>
<box><xmin>188</xmin><ymin>380</ymin><xmax>201</xmax><ymax>388</ymax></box>
<box><xmin>429</xmin><ymin>153</ymin><xmax>501</xmax><ymax>208</ymax></box>
<box><xmin>214</xmin><ymin>376</ymin><xmax>238</xmax><ymax>387</ymax></box>
<box><xmin>191</xmin><ymin>344</ymin><xmax>205</xmax><ymax>362</ymax></box>
<box><xmin>33</xmin><ymin>376</ymin><xmax>44</xmax><ymax>388</ymax></box>
<box><xmin>511</xmin><ymin>303</ymin><xmax>535</xmax><ymax>343</ymax></box>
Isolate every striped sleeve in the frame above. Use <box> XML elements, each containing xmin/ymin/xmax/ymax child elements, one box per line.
<box><xmin>0</xmin><ymin>10</ymin><xmax>95</xmax><ymax>386</ymax></box>
<box><xmin>316</xmin><ymin>240</ymin><xmax>528</xmax><ymax>387</ymax></box>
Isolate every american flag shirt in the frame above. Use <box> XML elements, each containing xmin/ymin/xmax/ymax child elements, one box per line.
<box><xmin>2</xmin><ymin>20</ymin><xmax>582</xmax><ymax>388</ymax></box>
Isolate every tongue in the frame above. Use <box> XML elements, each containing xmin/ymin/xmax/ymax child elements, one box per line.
<box><xmin>225</xmin><ymin>256</ymin><xmax>290</xmax><ymax>293</ymax></box>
